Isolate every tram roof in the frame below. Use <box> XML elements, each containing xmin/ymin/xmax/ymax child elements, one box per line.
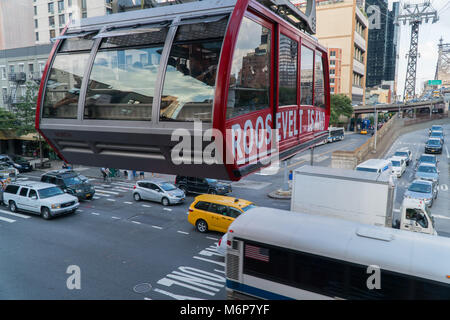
<box><xmin>229</xmin><ymin>207</ymin><xmax>450</xmax><ymax>284</ymax></box>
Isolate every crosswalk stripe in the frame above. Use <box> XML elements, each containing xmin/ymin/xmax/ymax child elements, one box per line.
<box><xmin>114</xmin><ymin>182</ymin><xmax>136</xmax><ymax>187</ymax></box>
<box><xmin>94</xmin><ymin>188</ymin><xmax>119</xmax><ymax>195</ymax></box>
<box><xmin>0</xmin><ymin>216</ymin><xmax>15</xmax><ymax>223</ymax></box>
<box><xmin>0</xmin><ymin>209</ymin><xmax>31</xmax><ymax>219</ymax></box>
<box><xmin>113</xmin><ymin>186</ymin><xmax>132</xmax><ymax>191</ymax></box>
<box><xmin>95</xmin><ymin>192</ymin><xmax>111</xmax><ymax>197</ymax></box>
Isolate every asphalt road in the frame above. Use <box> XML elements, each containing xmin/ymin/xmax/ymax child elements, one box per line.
<box><xmin>4</xmin><ymin>127</ymin><xmax>446</xmax><ymax>300</ymax></box>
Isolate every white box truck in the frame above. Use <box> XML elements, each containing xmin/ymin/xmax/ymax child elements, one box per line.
<box><xmin>291</xmin><ymin>165</ymin><xmax>436</xmax><ymax>235</ymax></box>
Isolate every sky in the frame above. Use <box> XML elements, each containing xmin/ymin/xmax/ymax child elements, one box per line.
<box><xmin>392</xmin><ymin>0</ymin><xmax>450</xmax><ymax>99</ymax></box>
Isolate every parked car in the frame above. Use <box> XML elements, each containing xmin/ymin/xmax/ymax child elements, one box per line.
<box><xmin>388</xmin><ymin>157</ymin><xmax>406</xmax><ymax>178</ymax></box>
<box><xmin>415</xmin><ymin>163</ymin><xmax>439</xmax><ymax>184</ymax></box>
<box><xmin>2</xmin><ymin>181</ymin><xmax>79</xmax><ymax>219</ymax></box>
<box><xmin>133</xmin><ymin>180</ymin><xmax>185</xmax><ymax>206</ymax></box>
<box><xmin>0</xmin><ymin>163</ymin><xmax>18</xmax><ymax>180</ymax></box>
<box><xmin>41</xmin><ymin>169</ymin><xmax>95</xmax><ymax>200</ymax></box>
<box><xmin>175</xmin><ymin>176</ymin><xmax>232</xmax><ymax>195</ymax></box>
<box><xmin>393</xmin><ymin>148</ymin><xmax>412</xmax><ymax>166</ymax></box>
<box><xmin>188</xmin><ymin>194</ymin><xmax>256</xmax><ymax>233</ymax></box>
<box><xmin>404</xmin><ymin>180</ymin><xmax>438</xmax><ymax>208</ymax></box>
<box><xmin>429</xmin><ymin>130</ymin><xmax>444</xmax><ymax>144</ymax></box>
<box><xmin>417</xmin><ymin>154</ymin><xmax>438</xmax><ymax>167</ymax></box>
<box><xmin>0</xmin><ymin>155</ymin><xmax>32</xmax><ymax>173</ymax></box>
<box><xmin>425</xmin><ymin>138</ymin><xmax>443</xmax><ymax>154</ymax></box>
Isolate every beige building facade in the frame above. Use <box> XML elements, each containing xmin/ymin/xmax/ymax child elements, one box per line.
<box><xmin>0</xmin><ymin>0</ymin><xmax>35</xmax><ymax>50</ymax></box>
<box><xmin>315</xmin><ymin>0</ymin><xmax>369</xmax><ymax>105</ymax></box>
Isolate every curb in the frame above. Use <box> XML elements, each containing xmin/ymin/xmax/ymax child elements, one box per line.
<box><xmin>267</xmin><ymin>189</ymin><xmax>292</xmax><ymax>200</ymax></box>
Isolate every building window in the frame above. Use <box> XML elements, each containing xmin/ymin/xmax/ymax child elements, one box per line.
<box><xmin>330</xmin><ymin>50</ymin><xmax>336</xmax><ymax>57</ymax></box>
<box><xmin>330</xmin><ymin>69</ymin><xmax>335</xmax><ymax>75</ymax></box>
<box><xmin>50</xmin><ymin>30</ymin><xmax>56</xmax><ymax>39</ymax></box>
<box><xmin>34</xmin><ymin>19</ymin><xmax>38</xmax><ymax>29</ymax></box>
<box><xmin>19</xmin><ymin>64</ymin><xmax>25</xmax><ymax>73</ymax></box>
<box><xmin>227</xmin><ymin>17</ymin><xmax>271</xmax><ymax>119</ymax></box>
<box><xmin>49</xmin><ymin>16</ymin><xmax>55</xmax><ymax>28</ymax></box>
<box><xmin>278</xmin><ymin>34</ymin><xmax>298</xmax><ymax>106</ymax></box>
<box><xmin>35</xmin><ymin>32</ymin><xmax>40</xmax><ymax>42</ymax></box>
<box><xmin>59</xmin><ymin>14</ymin><xmax>65</xmax><ymax>25</ymax></box>
<box><xmin>9</xmin><ymin>65</ymin><xmax>14</xmax><ymax>74</ymax></box>
<box><xmin>29</xmin><ymin>63</ymin><xmax>34</xmax><ymax>74</ymax></box>
<box><xmin>82</xmin><ymin>12</ymin><xmax>87</xmax><ymax>18</ymax></box>
<box><xmin>34</xmin><ymin>6</ymin><xmax>37</xmax><ymax>15</ymax></box>
<box><xmin>0</xmin><ymin>66</ymin><xmax>6</xmax><ymax>80</ymax></box>
<box><xmin>330</xmin><ymin>78</ymin><xmax>335</xmax><ymax>84</ymax></box>
<box><xmin>330</xmin><ymin>60</ymin><xmax>335</xmax><ymax>66</ymax></box>
<box><xmin>48</xmin><ymin>2</ymin><xmax>54</xmax><ymax>14</ymax></box>
<box><xmin>68</xmin><ymin>0</ymin><xmax>72</xmax><ymax>7</ymax></box>
<box><xmin>58</xmin><ymin>0</ymin><xmax>64</xmax><ymax>13</ymax></box>
<box><xmin>300</xmin><ymin>46</ymin><xmax>314</xmax><ymax>105</ymax></box>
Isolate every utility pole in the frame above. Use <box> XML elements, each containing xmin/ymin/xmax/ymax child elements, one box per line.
<box><xmin>396</xmin><ymin>1</ymin><xmax>438</xmax><ymax>102</ymax></box>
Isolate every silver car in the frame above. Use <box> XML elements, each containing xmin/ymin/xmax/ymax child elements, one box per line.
<box><xmin>415</xmin><ymin>163</ymin><xmax>439</xmax><ymax>184</ymax></box>
<box><xmin>404</xmin><ymin>180</ymin><xmax>438</xmax><ymax>207</ymax></box>
<box><xmin>133</xmin><ymin>180</ymin><xmax>185</xmax><ymax>206</ymax></box>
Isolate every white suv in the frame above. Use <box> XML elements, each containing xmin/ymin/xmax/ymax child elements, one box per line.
<box><xmin>388</xmin><ymin>156</ymin><xmax>406</xmax><ymax>178</ymax></box>
<box><xmin>2</xmin><ymin>181</ymin><xmax>79</xmax><ymax>220</ymax></box>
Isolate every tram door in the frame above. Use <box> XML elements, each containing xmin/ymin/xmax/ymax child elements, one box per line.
<box><xmin>276</xmin><ymin>27</ymin><xmax>301</xmax><ymax>151</ymax></box>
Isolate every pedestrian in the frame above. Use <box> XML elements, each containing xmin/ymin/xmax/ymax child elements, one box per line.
<box><xmin>139</xmin><ymin>171</ymin><xmax>145</xmax><ymax>180</ymax></box>
<box><xmin>101</xmin><ymin>167</ymin><xmax>107</xmax><ymax>182</ymax></box>
<box><xmin>124</xmin><ymin>170</ymin><xmax>128</xmax><ymax>179</ymax></box>
<box><xmin>132</xmin><ymin>170</ymin><xmax>137</xmax><ymax>180</ymax></box>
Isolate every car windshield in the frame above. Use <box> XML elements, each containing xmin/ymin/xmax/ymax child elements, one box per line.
<box><xmin>63</xmin><ymin>176</ymin><xmax>83</xmax><ymax>185</ymax></box>
<box><xmin>205</xmin><ymin>178</ymin><xmax>218</xmax><ymax>184</ymax></box>
<box><xmin>241</xmin><ymin>204</ymin><xmax>256</xmax><ymax>212</ymax></box>
<box><xmin>38</xmin><ymin>187</ymin><xmax>64</xmax><ymax>199</ymax></box>
<box><xmin>431</xmin><ymin>126</ymin><xmax>442</xmax><ymax>130</ymax></box>
<box><xmin>160</xmin><ymin>182</ymin><xmax>177</xmax><ymax>191</ymax></box>
<box><xmin>417</xmin><ymin>166</ymin><xmax>437</xmax><ymax>173</ymax></box>
<box><xmin>391</xmin><ymin>160</ymin><xmax>401</xmax><ymax>167</ymax></box>
<box><xmin>394</xmin><ymin>152</ymin><xmax>408</xmax><ymax>157</ymax></box>
<box><xmin>356</xmin><ymin>167</ymin><xmax>378</xmax><ymax>173</ymax></box>
<box><xmin>427</xmin><ymin>140</ymin><xmax>441</xmax><ymax>146</ymax></box>
<box><xmin>408</xmin><ymin>183</ymin><xmax>431</xmax><ymax>193</ymax></box>
<box><xmin>431</xmin><ymin>132</ymin><xmax>442</xmax><ymax>137</ymax></box>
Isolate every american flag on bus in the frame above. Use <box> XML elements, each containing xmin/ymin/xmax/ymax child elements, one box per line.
<box><xmin>245</xmin><ymin>244</ymin><xmax>269</xmax><ymax>262</ymax></box>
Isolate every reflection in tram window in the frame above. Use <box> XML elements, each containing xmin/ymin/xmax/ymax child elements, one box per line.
<box><xmin>314</xmin><ymin>52</ymin><xmax>326</xmax><ymax>108</ymax></box>
<box><xmin>279</xmin><ymin>34</ymin><xmax>298</xmax><ymax>106</ymax></box>
<box><xmin>160</xmin><ymin>17</ymin><xmax>228</xmax><ymax>122</ymax></box>
<box><xmin>42</xmin><ymin>52</ymin><xmax>90</xmax><ymax>119</ymax></box>
<box><xmin>300</xmin><ymin>46</ymin><xmax>314</xmax><ymax>105</ymax></box>
<box><xmin>227</xmin><ymin>17</ymin><xmax>271</xmax><ymax>119</ymax></box>
<box><xmin>84</xmin><ymin>30</ymin><xmax>167</xmax><ymax>121</ymax></box>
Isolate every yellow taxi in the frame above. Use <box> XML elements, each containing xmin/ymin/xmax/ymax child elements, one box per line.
<box><xmin>188</xmin><ymin>194</ymin><xmax>256</xmax><ymax>233</ymax></box>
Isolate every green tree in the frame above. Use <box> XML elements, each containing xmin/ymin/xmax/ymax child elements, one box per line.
<box><xmin>330</xmin><ymin>94</ymin><xmax>353</xmax><ymax>125</ymax></box>
<box><xmin>0</xmin><ymin>108</ymin><xmax>18</xmax><ymax>132</ymax></box>
<box><xmin>11</xmin><ymin>82</ymin><xmax>38</xmax><ymax>136</ymax></box>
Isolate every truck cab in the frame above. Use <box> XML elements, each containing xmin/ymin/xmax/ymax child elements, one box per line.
<box><xmin>397</xmin><ymin>198</ymin><xmax>436</xmax><ymax>235</ymax></box>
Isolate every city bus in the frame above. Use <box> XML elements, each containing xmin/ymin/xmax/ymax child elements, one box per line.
<box><xmin>225</xmin><ymin>207</ymin><xmax>450</xmax><ymax>299</ymax></box>
<box><xmin>327</xmin><ymin>127</ymin><xmax>344</xmax><ymax>143</ymax></box>
<box><xmin>35</xmin><ymin>0</ymin><xmax>330</xmax><ymax>181</ymax></box>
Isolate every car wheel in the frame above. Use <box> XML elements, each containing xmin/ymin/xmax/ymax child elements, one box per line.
<box><xmin>41</xmin><ymin>207</ymin><xmax>52</xmax><ymax>220</ymax></box>
<box><xmin>196</xmin><ymin>219</ymin><xmax>208</xmax><ymax>233</ymax></box>
<box><xmin>161</xmin><ymin>197</ymin><xmax>170</xmax><ymax>206</ymax></box>
<box><xmin>133</xmin><ymin>193</ymin><xmax>141</xmax><ymax>201</ymax></box>
<box><xmin>9</xmin><ymin>201</ymin><xmax>17</xmax><ymax>213</ymax></box>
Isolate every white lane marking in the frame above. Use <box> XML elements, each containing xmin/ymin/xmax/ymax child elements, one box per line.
<box><xmin>114</xmin><ymin>182</ymin><xmax>136</xmax><ymax>187</ymax></box>
<box><xmin>94</xmin><ymin>188</ymin><xmax>119</xmax><ymax>195</ymax></box>
<box><xmin>77</xmin><ymin>209</ymin><xmax>84</xmax><ymax>212</ymax></box>
<box><xmin>95</xmin><ymin>192</ymin><xmax>111</xmax><ymax>197</ymax></box>
<box><xmin>132</xmin><ymin>221</ymin><xmax>141</xmax><ymax>225</ymax></box>
<box><xmin>206</xmin><ymin>236</ymin><xmax>219</xmax><ymax>241</ymax></box>
<box><xmin>142</xmin><ymin>204</ymin><xmax>152</xmax><ymax>208</ymax></box>
<box><xmin>0</xmin><ymin>216</ymin><xmax>15</xmax><ymax>223</ymax></box>
<box><xmin>193</xmin><ymin>256</ymin><xmax>225</xmax><ymax>267</ymax></box>
<box><xmin>113</xmin><ymin>186</ymin><xmax>132</xmax><ymax>191</ymax></box>
<box><xmin>163</xmin><ymin>208</ymin><xmax>172</xmax><ymax>211</ymax></box>
<box><xmin>177</xmin><ymin>231</ymin><xmax>189</xmax><ymax>235</ymax></box>
<box><xmin>434</xmin><ymin>215</ymin><xmax>450</xmax><ymax>220</ymax></box>
<box><xmin>93</xmin><ymin>196</ymin><xmax>100</xmax><ymax>199</ymax></box>
<box><xmin>124</xmin><ymin>201</ymin><xmax>133</xmax><ymax>205</ymax></box>
<box><xmin>214</xmin><ymin>269</ymin><xmax>225</xmax><ymax>274</ymax></box>
<box><xmin>152</xmin><ymin>225</ymin><xmax>163</xmax><ymax>229</ymax></box>
<box><xmin>112</xmin><ymin>216</ymin><xmax>121</xmax><ymax>220</ymax></box>
<box><xmin>107</xmin><ymin>199</ymin><xmax>116</xmax><ymax>202</ymax></box>
<box><xmin>91</xmin><ymin>212</ymin><xmax>100</xmax><ymax>216</ymax></box>
<box><xmin>445</xmin><ymin>145</ymin><xmax>449</xmax><ymax>159</ymax></box>
<box><xmin>0</xmin><ymin>209</ymin><xmax>30</xmax><ymax>219</ymax></box>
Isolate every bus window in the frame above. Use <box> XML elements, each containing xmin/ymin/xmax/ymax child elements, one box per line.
<box><xmin>42</xmin><ymin>35</ymin><xmax>95</xmax><ymax>119</ymax></box>
<box><xmin>226</xmin><ymin>17</ymin><xmax>271</xmax><ymax>119</ymax></box>
<box><xmin>300</xmin><ymin>45</ymin><xmax>313</xmax><ymax>105</ymax></box>
<box><xmin>84</xmin><ymin>27</ymin><xmax>168</xmax><ymax>121</ymax></box>
<box><xmin>314</xmin><ymin>52</ymin><xmax>325</xmax><ymax>108</ymax></box>
<box><xmin>160</xmin><ymin>16</ymin><xmax>228</xmax><ymax>122</ymax></box>
<box><xmin>279</xmin><ymin>34</ymin><xmax>298</xmax><ymax>106</ymax></box>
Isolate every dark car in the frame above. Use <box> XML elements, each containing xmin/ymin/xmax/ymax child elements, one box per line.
<box><xmin>175</xmin><ymin>176</ymin><xmax>232</xmax><ymax>195</ymax></box>
<box><xmin>41</xmin><ymin>169</ymin><xmax>95</xmax><ymax>200</ymax></box>
<box><xmin>0</xmin><ymin>154</ymin><xmax>32</xmax><ymax>173</ymax></box>
<box><xmin>425</xmin><ymin>138</ymin><xmax>443</xmax><ymax>154</ymax></box>
<box><xmin>429</xmin><ymin>131</ymin><xmax>444</xmax><ymax>143</ymax></box>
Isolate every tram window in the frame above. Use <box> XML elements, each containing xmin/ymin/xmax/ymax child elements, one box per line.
<box><xmin>314</xmin><ymin>52</ymin><xmax>326</xmax><ymax>108</ymax></box>
<box><xmin>59</xmin><ymin>34</ymin><xmax>95</xmax><ymax>53</ymax></box>
<box><xmin>278</xmin><ymin>34</ymin><xmax>298</xmax><ymax>106</ymax></box>
<box><xmin>300</xmin><ymin>46</ymin><xmax>313</xmax><ymax>105</ymax></box>
<box><xmin>160</xmin><ymin>17</ymin><xmax>228</xmax><ymax>122</ymax></box>
<box><xmin>42</xmin><ymin>52</ymin><xmax>90</xmax><ymax>119</ymax></box>
<box><xmin>226</xmin><ymin>17</ymin><xmax>271</xmax><ymax>119</ymax></box>
<box><xmin>84</xmin><ymin>29</ymin><xmax>168</xmax><ymax>121</ymax></box>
